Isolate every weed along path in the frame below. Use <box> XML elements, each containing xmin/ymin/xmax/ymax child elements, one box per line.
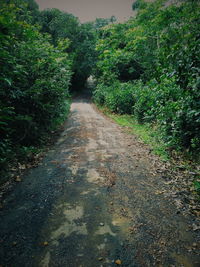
<box><xmin>0</xmin><ymin>96</ymin><xmax>199</xmax><ymax>267</ymax></box>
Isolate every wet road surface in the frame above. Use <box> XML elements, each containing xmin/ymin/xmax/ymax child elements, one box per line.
<box><xmin>0</xmin><ymin>97</ymin><xmax>200</xmax><ymax>266</ymax></box>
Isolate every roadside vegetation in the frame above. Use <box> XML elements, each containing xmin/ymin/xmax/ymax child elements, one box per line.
<box><xmin>0</xmin><ymin>0</ymin><xmax>97</xmax><ymax>182</ymax></box>
<box><xmin>0</xmin><ymin>0</ymin><xmax>117</xmax><ymax>183</ymax></box>
<box><xmin>93</xmin><ymin>0</ymin><xmax>200</xmax><ymax>160</ymax></box>
<box><xmin>92</xmin><ymin>0</ymin><xmax>200</xmax><ymax>196</ymax></box>
<box><xmin>97</xmin><ymin>106</ymin><xmax>169</xmax><ymax>160</ymax></box>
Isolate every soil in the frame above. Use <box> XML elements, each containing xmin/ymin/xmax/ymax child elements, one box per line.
<box><xmin>0</xmin><ymin>95</ymin><xmax>199</xmax><ymax>267</ymax></box>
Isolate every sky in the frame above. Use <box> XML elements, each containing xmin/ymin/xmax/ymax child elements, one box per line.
<box><xmin>35</xmin><ymin>0</ymin><xmax>135</xmax><ymax>23</ymax></box>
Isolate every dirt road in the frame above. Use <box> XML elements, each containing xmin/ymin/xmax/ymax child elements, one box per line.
<box><xmin>0</xmin><ymin>97</ymin><xmax>199</xmax><ymax>266</ymax></box>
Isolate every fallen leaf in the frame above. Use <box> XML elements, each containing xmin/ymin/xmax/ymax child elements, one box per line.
<box><xmin>43</xmin><ymin>241</ymin><xmax>49</xmax><ymax>246</ymax></box>
<box><xmin>192</xmin><ymin>242</ymin><xmax>197</xmax><ymax>247</ymax></box>
<box><xmin>115</xmin><ymin>259</ymin><xmax>122</xmax><ymax>265</ymax></box>
<box><xmin>155</xmin><ymin>190</ymin><xmax>165</xmax><ymax>195</ymax></box>
<box><xmin>98</xmin><ymin>257</ymin><xmax>103</xmax><ymax>261</ymax></box>
<box><xmin>192</xmin><ymin>210</ymin><xmax>200</xmax><ymax>217</ymax></box>
<box><xmin>15</xmin><ymin>176</ymin><xmax>21</xmax><ymax>182</ymax></box>
<box><xmin>192</xmin><ymin>223</ymin><xmax>200</xmax><ymax>231</ymax></box>
<box><xmin>19</xmin><ymin>164</ymin><xmax>26</xmax><ymax>170</ymax></box>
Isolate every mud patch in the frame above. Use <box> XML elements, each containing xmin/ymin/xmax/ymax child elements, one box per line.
<box><xmin>86</xmin><ymin>168</ymin><xmax>103</xmax><ymax>184</ymax></box>
<box><xmin>95</xmin><ymin>223</ymin><xmax>116</xmax><ymax>237</ymax></box>
<box><xmin>50</xmin><ymin>204</ymin><xmax>87</xmax><ymax>246</ymax></box>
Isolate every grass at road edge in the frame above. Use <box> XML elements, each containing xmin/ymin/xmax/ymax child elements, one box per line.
<box><xmin>95</xmin><ymin>104</ymin><xmax>200</xmax><ymax>195</ymax></box>
<box><xmin>96</xmin><ymin>105</ymin><xmax>170</xmax><ymax>161</ymax></box>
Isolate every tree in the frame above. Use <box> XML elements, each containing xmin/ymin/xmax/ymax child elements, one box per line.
<box><xmin>37</xmin><ymin>9</ymin><xmax>98</xmax><ymax>89</ymax></box>
<box><xmin>93</xmin><ymin>16</ymin><xmax>117</xmax><ymax>29</ymax></box>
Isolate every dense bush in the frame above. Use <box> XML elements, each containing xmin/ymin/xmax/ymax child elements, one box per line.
<box><xmin>94</xmin><ymin>82</ymin><xmax>135</xmax><ymax>114</ymax></box>
<box><xmin>94</xmin><ymin>77</ymin><xmax>200</xmax><ymax>152</ymax></box>
<box><xmin>94</xmin><ymin>0</ymin><xmax>200</xmax><ymax>152</ymax></box>
<box><xmin>0</xmin><ymin>2</ymin><xmax>72</xmax><ymax>178</ymax></box>
<box><xmin>93</xmin><ymin>0</ymin><xmax>200</xmax><ymax>154</ymax></box>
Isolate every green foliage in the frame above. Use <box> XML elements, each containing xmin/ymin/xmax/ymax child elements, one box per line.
<box><xmin>70</xmin><ymin>22</ymin><xmax>98</xmax><ymax>89</ymax></box>
<box><xmin>93</xmin><ymin>82</ymin><xmax>135</xmax><ymax>114</ymax></box>
<box><xmin>0</xmin><ymin>1</ymin><xmax>72</xmax><ymax>179</ymax></box>
<box><xmin>132</xmin><ymin>0</ymin><xmax>147</xmax><ymax>11</ymax></box>
<box><xmin>37</xmin><ymin>9</ymin><xmax>98</xmax><ymax>89</ymax></box>
<box><xmin>194</xmin><ymin>180</ymin><xmax>200</xmax><ymax>196</ymax></box>
<box><xmin>1</xmin><ymin>0</ymin><xmax>200</xmax><ymax>182</ymax></box>
<box><xmin>95</xmin><ymin>23</ymin><xmax>144</xmax><ymax>84</ymax></box>
<box><xmin>37</xmin><ymin>8</ymin><xmax>79</xmax><ymax>47</ymax></box>
<box><xmin>93</xmin><ymin>16</ymin><xmax>117</xmax><ymax>29</ymax></box>
<box><xmin>0</xmin><ymin>0</ymin><xmax>99</xmax><ymax>182</ymax></box>
<box><xmin>93</xmin><ymin>0</ymin><xmax>200</xmax><ymax>155</ymax></box>
<box><xmin>98</xmin><ymin>108</ymin><xmax>169</xmax><ymax>160</ymax></box>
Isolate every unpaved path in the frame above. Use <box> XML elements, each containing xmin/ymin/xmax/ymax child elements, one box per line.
<box><xmin>0</xmin><ymin>97</ymin><xmax>199</xmax><ymax>267</ymax></box>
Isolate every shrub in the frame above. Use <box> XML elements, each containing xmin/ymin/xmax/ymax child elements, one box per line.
<box><xmin>0</xmin><ymin>2</ymin><xmax>72</xmax><ymax>180</ymax></box>
<box><xmin>93</xmin><ymin>82</ymin><xmax>135</xmax><ymax>114</ymax></box>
